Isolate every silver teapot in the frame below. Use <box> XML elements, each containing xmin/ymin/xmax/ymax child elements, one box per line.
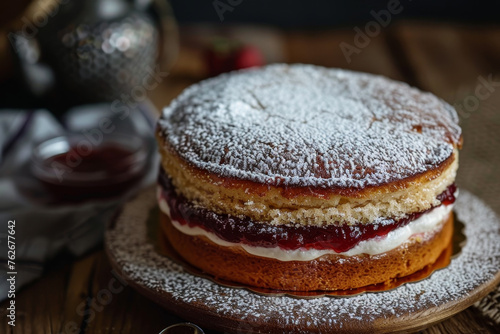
<box><xmin>10</xmin><ymin>0</ymin><xmax>177</xmax><ymax>108</ymax></box>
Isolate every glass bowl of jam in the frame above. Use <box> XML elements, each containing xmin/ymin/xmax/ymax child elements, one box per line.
<box><xmin>31</xmin><ymin>133</ymin><xmax>148</xmax><ymax>201</ymax></box>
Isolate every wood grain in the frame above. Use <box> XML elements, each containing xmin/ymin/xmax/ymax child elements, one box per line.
<box><xmin>1</xmin><ymin>22</ymin><xmax>500</xmax><ymax>334</ymax></box>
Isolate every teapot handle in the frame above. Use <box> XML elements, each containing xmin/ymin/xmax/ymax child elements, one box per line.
<box><xmin>132</xmin><ymin>0</ymin><xmax>178</xmax><ymax>69</ymax></box>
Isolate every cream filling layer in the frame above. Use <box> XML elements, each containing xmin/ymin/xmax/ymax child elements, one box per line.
<box><xmin>157</xmin><ymin>188</ymin><xmax>453</xmax><ymax>262</ymax></box>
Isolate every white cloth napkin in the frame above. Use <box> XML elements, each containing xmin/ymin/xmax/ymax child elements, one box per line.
<box><xmin>0</xmin><ymin>101</ymin><xmax>159</xmax><ymax>301</ymax></box>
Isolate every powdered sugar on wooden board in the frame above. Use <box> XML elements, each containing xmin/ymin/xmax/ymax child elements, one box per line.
<box><xmin>106</xmin><ymin>189</ymin><xmax>500</xmax><ymax>333</ymax></box>
<box><xmin>158</xmin><ymin>64</ymin><xmax>461</xmax><ymax>189</ymax></box>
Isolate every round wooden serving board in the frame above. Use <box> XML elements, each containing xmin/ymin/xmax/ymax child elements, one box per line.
<box><xmin>105</xmin><ymin>186</ymin><xmax>500</xmax><ymax>334</ymax></box>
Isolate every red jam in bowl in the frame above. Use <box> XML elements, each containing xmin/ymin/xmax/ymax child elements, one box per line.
<box><xmin>32</xmin><ymin>134</ymin><xmax>148</xmax><ymax>201</ymax></box>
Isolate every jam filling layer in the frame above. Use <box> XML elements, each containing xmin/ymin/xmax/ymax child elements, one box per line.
<box><xmin>158</xmin><ymin>169</ymin><xmax>456</xmax><ymax>253</ymax></box>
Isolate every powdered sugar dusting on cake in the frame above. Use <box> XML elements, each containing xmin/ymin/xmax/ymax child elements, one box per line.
<box><xmin>106</xmin><ymin>189</ymin><xmax>500</xmax><ymax>332</ymax></box>
<box><xmin>158</xmin><ymin>64</ymin><xmax>461</xmax><ymax>189</ymax></box>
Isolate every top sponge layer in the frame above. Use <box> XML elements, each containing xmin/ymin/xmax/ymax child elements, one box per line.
<box><xmin>158</xmin><ymin>64</ymin><xmax>461</xmax><ymax>190</ymax></box>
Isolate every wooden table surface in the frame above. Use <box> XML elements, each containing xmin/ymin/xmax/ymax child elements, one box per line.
<box><xmin>2</xmin><ymin>22</ymin><xmax>500</xmax><ymax>333</ymax></box>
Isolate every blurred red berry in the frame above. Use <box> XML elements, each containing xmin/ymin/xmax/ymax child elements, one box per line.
<box><xmin>234</xmin><ymin>45</ymin><xmax>264</xmax><ymax>70</ymax></box>
<box><xmin>205</xmin><ymin>38</ymin><xmax>264</xmax><ymax>77</ymax></box>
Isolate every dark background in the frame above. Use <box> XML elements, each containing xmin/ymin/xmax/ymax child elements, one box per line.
<box><xmin>169</xmin><ymin>0</ymin><xmax>500</xmax><ymax>27</ymax></box>
<box><xmin>2</xmin><ymin>0</ymin><xmax>500</xmax><ymax>110</ymax></box>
